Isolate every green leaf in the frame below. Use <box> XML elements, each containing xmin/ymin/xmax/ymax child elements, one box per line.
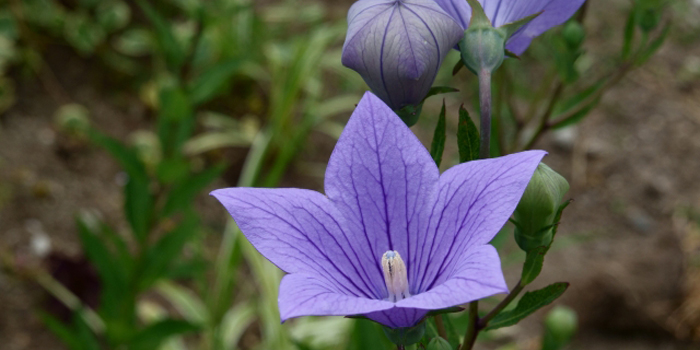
<box><xmin>125</xmin><ymin>173</ymin><xmax>153</xmax><ymax>243</ymax></box>
<box><xmin>430</xmin><ymin>101</ymin><xmax>447</xmax><ymax>167</ymax></box>
<box><xmin>452</xmin><ymin>60</ymin><xmax>465</xmax><ymax>76</ymax></box>
<box><xmin>189</xmin><ymin>59</ymin><xmax>242</xmax><ymax>105</ymax></box>
<box><xmin>157</xmin><ymin>87</ymin><xmax>194</xmax><ymax>156</ymax></box>
<box><xmin>501</xmin><ymin>11</ymin><xmax>542</xmax><ymax>39</ymax></box>
<box><xmin>457</xmin><ymin>106</ymin><xmax>480</xmax><ymax>163</ymax></box>
<box><xmin>73</xmin><ymin>313</ymin><xmax>102</xmax><ymax>350</ymax></box>
<box><xmin>88</xmin><ymin>129</ymin><xmax>148</xmax><ymax>182</ymax></box>
<box><xmin>622</xmin><ymin>8</ymin><xmax>637</xmax><ymax>60</ymax></box>
<box><xmin>346</xmin><ymin>319</ymin><xmax>394</xmax><ymax>350</ymax></box>
<box><xmin>636</xmin><ymin>23</ymin><xmax>669</xmax><ymax>65</ymax></box>
<box><xmin>135</xmin><ymin>0</ymin><xmax>186</xmax><ymax>72</ymax></box>
<box><xmin>465</xmin><ymin>0</ymin><xmax>490</xmax><ymax>27</ymax></box>
<box><xmin>77</xmin><ymin>219</ymin><xmax>128</xmax><ymax>297</ymax></box>
<box><xmin>162</xmin><ymin>163</ymin><xmax>226</xmax><ymax>216</ymax></box>
<box><xmin>138</xmin><ymin>215</ymin><xmax>198</xmax><ymax>290</ymax></box>
<box><xmin>129</xmin><ymin>319</ymin><xmax>200</xmax><ymax>350</ymax></box>
<box><xmin>37</xmin><ymin>311</ymin><xmax>82</xmax><ymax>350</ymax></box>
<box><xmin>485</xmin><ymin>282</ymin><xmax>570</xmax><ymax>331</ymax></box>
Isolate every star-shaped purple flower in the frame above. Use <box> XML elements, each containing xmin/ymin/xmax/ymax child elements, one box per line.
<box><xmin>212</xmin><ymin>92</ymin><xmax>545</xmax><ymax>328</ymax></box>
<box><xmin>434</xmin><ymin>0</ymin><xmax>586</xmax><ymax>54</ymax></box>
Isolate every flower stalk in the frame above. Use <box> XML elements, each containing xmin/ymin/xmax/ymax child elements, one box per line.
<box><xmin>478</xmin><ymin>68</ymin><xmax>492</xmax><ymax>159</ymax></box>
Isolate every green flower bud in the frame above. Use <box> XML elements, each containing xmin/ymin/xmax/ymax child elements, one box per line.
<box><xmin>513</xmin><ymin>163</ymin><xmax>569</xmax><ymax>251</ymax></box>
<box><xmin>562</xmin><ymin>21</ymin><xmax>585</xmax><ymax>50</ymax></box>
<box><xmin>382</xmin><ymin>322</ymin><xmax>425</xmax><ymax>347</ymax></box>
<box><xmin>426</xmin><ymin>337</ymin><xmax>452</xmax><ymax>350</ymax></box>
<box><xmin>54</xmin><ymin>103</ymin><xmax>90</xmax><ymax>138</ymax></box>
<box><xmin>460</xmin><ymin>25</ymin><xmax>507</xmax><ymax>74</ymax></box>
<box><xmin>542</xmin><ymin>306</ymin><xmax>578</xmax><ymax>350</ymax></box>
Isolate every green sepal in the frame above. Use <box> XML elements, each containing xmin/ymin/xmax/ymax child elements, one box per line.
<box><xmin>465</xmin><ymin>0</ymin><xmax>490</xmax><ymax>27</ymax></box>
<box><xmin>395</xmin><ymin>103</ymin><xmax>422</xmax><ymax>127</ymax></box>
<box><xmin>427</xmin><ymin>337</ymin><xmax>452</xmax><ymax>350</ymax></box>
<box><xmin>500</xmin><ymin>11</ymin><xmax>543</xmax><ymax>39</ymax></box>
<box><xmin>424</xmin><ymin>306</ymin><xmax>465</xmax><ymax>317</ymax></box>
<box><xmin>520</xmin><ymin>199</ymin><xmax>572</xmax><ymax>285</ymax></box>
<box><xmin>382</xmin><ymin>322</ymin><xmax>426</xmax><ymax>346</ymax></box>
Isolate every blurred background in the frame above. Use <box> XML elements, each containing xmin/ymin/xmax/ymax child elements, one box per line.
<box><xmin>0</xmin><ymin>0</ymin><xmax>699</xmax><ymax>349</ymax></box>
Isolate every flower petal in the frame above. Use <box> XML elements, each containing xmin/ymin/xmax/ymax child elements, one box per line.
<box><xmin>279</xmin><ymin>273</ymin><xmax>394</xmax><ymax>322</ymax></box>
<box><xmin>341</xmin><ymin>0</ymin><xmax>463</xmax><ymax>109</ymax></box>
<box><xmin>397</xmin><ymin>245</ymin><xmax>507</xmax><ymax>309</ymax></box>
<box><xmin>413</xmin><ymin>150</ymin><xmax>546</xmax><ymax>293</ymax></box>
<box><xmin>433</xmin><ymin>0</ymin><xmax>585</xmax><ymax>54</ymax></box>
<box><xmin>211</xmin><ymin>188</ymin><xmax>382</xmax><ymax>299</ymax></box>
<box><xmin>325</xmin><ymin>92</ymin><xmax>439</xmax><ymax>299</ymax></box>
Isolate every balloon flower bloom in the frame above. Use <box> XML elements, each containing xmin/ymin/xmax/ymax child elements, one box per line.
<box><xmin>341</xmin><ymin>0</ymin><xmax>463</xmax><ymax>111</ymax></box>
<box><xmin>434</xmin><ymin>0</ymin><xmax>586</xmax><ymax>54</ymax></box>
<box><xmin>212</xmin><ymin>92</ymin><xmax>545</xmax><ymax>328</ymax></box>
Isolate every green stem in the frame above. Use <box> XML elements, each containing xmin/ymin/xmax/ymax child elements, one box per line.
<box><xmin>460</xmin><ymin>301</ymin><xmax>480</xmax><ymax>350</ymax></box>
<box><xmin>434</xmin><ymin>315</ymin><xmax>447</xmax><ymax>339</ymax></box>
<box><xmin>478</xmin><ymin>280</ymin><xmax>525</xmax><ymax>329</ymax></box>
<box><xmin>478</xmin><ymin>68</ymin><xmax>492</xmax><ymax>159</ymax></box>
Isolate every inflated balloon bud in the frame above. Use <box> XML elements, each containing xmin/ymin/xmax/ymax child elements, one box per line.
<box><xmin>542</xmin><ymin>306</ymin><xmax>578</xmax><ymax>350</ymax></box>
<box><xmin>426</xmin><ymin>337</ymin><xmax>452</xmax><ymax>350</ymax></box>
<box><xmin>513</xmin><ymin>163</ymin><xmax>569</xmax><ymax>251</ymax></box>
<box><xmin>459</xmin><ymin>0</ymin><xmax>540</xmax><ymax>74</ymax></box>
<box><xmin>54</xmin><ymin>103</ymin><xmax>90</xmax><ymax>138</ymax></box>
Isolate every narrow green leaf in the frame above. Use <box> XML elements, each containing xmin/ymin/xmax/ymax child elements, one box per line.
<box><xmin>637</xmin><ymin>23</ymin><xmax>669</xmax><ymax>65</ymax></box>
<box><xmin>125</xmin><ymin>174</ymin><xmax>153</xmax><ymax>242</ymax></box>
<box><xmin>457</xmin><ymin>106</ymin><xmax>480</xmax><ymax>163</ymax></box>
<box><xmin>129</xmin><ymin>319</ymin><xmax>200</xmax><ymax>350</ymax></box>
<box><xmin>162</xmin><ymin>163</ymin><xmax>226</xmax><ymax>216</ymax></box>
<box><xmin>622</xmin><ymin>8</ymin><xmax>637</xmax><ymax>60</ymax></box>
<box><xmin>189</xmin><ymin>59</ymin><xmax>242</xmax><ymax>105</ymax></box>
<box><xmin>76</xmin><ymin>219</ymin><xmax>128</xmax><ymax>296</ymax></box>
<box><xmin>430</xmin><ymin>101</ymin><xmax>447</xmax><ymax>167</ymax></box>
<box><xmin>88</xmin><ymin>129</ymin><xmax>147</xmax><ymax>182</ymax></box>
<box><xmin>485</xmin><ymin>282</ymin><xmax>570</xmax><ymax>330</ymax></box>
<box><xmin>138</xmin><ymin>215</ymin><xmax>198</xmax><ymax>290</ymax></box>
<box><xmin>37</xmin><ymin>311</ymin><xmax>82</xmax><ymax>350</ymax></box>
<box><xmin>551</xmin><ymin>98</ymin><xmax>600</xmax><ymax>130</ymax></box>
<box><xmin>158</xmin><ymin>87</ymin><xmax>194</xmax><ymax>156</ymax></box>
<box><xmin>452</xmin><ymin>60</ymin><xmax>465</xmax><ymax>76</ymax></box>
<box><xmin>135</xmin><ymin>0</ymin><xmax>185</xmax><ymax>71</ymax></box>
<box><xmin>74</xmin><ymin>313</ymin><xmax>102</xmax><ymax>350</ymax></box>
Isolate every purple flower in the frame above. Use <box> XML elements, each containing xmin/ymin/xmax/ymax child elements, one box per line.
<box><xmin>434</xmin><ymin>0</ymin><xmax>586</xmax><ymax>54</ymax></box>
<box><xmin>341</xmin><ymin>0</ymin><xmax>463</xmax><ymax>111</ymax></box>
<box><xmin>211</xmin><ymin>92</ymin><xmax>545</xmax><ymax>328</ymax></box>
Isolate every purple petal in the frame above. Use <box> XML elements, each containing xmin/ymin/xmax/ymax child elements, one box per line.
<box><xmin>325</xmin><ymin>92</ymin><xmax>439</xmax><ymax>299</ymax></box>
<box><xmin>279</xmin><ymin>273</ymin><xmax>394</xmax><ymax>322</ymax></box>
<box><xmin>211</xmin><ymin>188</ymin><xmax>383</xmax><ymax>299</ymax></box>
<box><xmin>397</xmin><ymin>245</ymin><xmax>507</xmax><ymax>309</ymax></box>
<box><xmin>413</xmin><ymin>150</ymin><xmax>546</xmax><ymax>293</ymax></box>
<box><xmin>341</xmin><ymin>0</ymin><xmax>463</xmax><ymax>109</ymax></box>
<box><xmin>433</xmin><ymin>0</ymin><xmax>585</xmax><ymax>54</ymax></box>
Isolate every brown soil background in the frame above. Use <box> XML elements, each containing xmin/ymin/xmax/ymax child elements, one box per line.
<box><xmin>2</xmin><ymin>0</ymin><xmax>700</xmax><ymax>349</ymax></box>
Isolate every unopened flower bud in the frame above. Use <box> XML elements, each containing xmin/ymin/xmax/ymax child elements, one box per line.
<box><xmin>129</xmin><ymin>130</ymin><xmax>162</xmax><ymax>171</ymax></box>
<box><xmin>562</xmin><ymin>22</ymin><xmax>585</xmax><ymax>50</ymax></box>
<box><xmin>513</xmin><ymin>163</ymin><xmax>569</xmax><ymax>251</ymax></box>
<box><xmin>460</xmin><ymin>25</ymin><xmax>507</xmax><ymax>74</ymax></box>
<box><xmin>341</xmin><ymin>0</ymin><xmax>463</xmax><ymax>111</ymax></box>
<box><xmin>542</xmin><ymin>306</ymin><xmax>578</xmax><ymax>350</ymax></box>
<box><xmin>426</xmin><ymin>337</ymin><xmax>452</xmax><ymax>350</ymax></box>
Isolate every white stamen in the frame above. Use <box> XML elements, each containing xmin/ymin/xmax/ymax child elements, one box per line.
<box><xmin>381</xmin><ymin>250</ymin><xmax>411</xmax><ymax>302</ymax></box>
